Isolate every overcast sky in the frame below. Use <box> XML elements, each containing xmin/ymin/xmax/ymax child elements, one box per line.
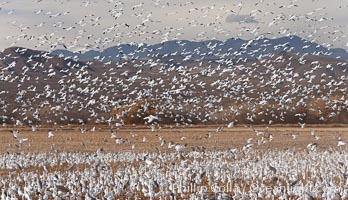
<box><xmin>0</xmin><ymin>0</ymin><xmax>348</xmax><ymax>52</ymax></box>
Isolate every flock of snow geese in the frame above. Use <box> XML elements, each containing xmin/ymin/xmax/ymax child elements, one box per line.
<box><xmin>0</xmin><ymin>0</ymin><xmax>347</xmax><ymax>199</ymax></box>
<box><xmin>0</xmin><ymin>122</ymin><xmax>346</xmax><ymax>199</ymax></box>
<box><xmin>0</xmin><ymin>144</ymin><xmax>348</xmax><ymax>199</ymax></box>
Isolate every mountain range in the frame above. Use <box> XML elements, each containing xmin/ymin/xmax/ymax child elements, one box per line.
<box><xmin>0</xmin><ymin>35</ymin><xmax>347</xmax><ymax>125</ymax></box>
<box><xmin>51</xmin><ymin>35</ymin><xmax>348</xmax><ymax>62</ymax></box>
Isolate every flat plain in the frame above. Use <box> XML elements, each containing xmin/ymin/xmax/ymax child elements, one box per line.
<box><xmin>1</xmin><ymin>125</ymin><xmax>347</xmax><ymax>153</ymax></box>
<box><xmin>1</xmin><ymin>125</ymin><xmax>348</xmax><ymax>199</ymax></box>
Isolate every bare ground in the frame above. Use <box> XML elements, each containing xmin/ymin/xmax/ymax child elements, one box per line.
<box><xmin>0</xmin><ymin>125</ymin><xmax>348</xmax><ymax>199</ymax></box>
<box><xmin>0</xmin><ymin>125</ymin><xmax>347</xmax><ymax>153</ymax></box>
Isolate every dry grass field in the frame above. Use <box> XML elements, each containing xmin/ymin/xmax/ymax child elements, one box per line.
<box><xmin>1</xmin><ymin>124</ymin><xmax>347</xmax><ymax>153</ymax></box>
<box><xmin>0</xmin><ymin>125</ymin><xmax>348</xmax><ymax>199</ymax></box>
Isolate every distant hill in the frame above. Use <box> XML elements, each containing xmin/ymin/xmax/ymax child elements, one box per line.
<box><xmin>0</xmin><ymin>39</ymin><xmax>347</xmax><ymax>125</ymax></box>
<box><xmin>51</xmin><ymin>35</ymin><xmax>348</xmax><ymax>62</ymax></box>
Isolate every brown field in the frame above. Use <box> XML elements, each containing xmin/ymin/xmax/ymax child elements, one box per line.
<box><xmin>0</xmin><ymin>125</ymin><xmax>348</xmax><ymax>199</ymax></box>
<box><xmin>1</xmin><ymin>124</ymin><xmax>348</xmax><ymax>153</ymax></box>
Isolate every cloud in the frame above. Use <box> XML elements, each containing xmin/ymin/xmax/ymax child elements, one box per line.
<box><xmin>225</xmin><ymin>14</ymin><xmax>258</xmax><ymax>23</ymax></box>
